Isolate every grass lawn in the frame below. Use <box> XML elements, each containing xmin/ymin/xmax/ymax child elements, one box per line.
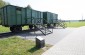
<box><xmin>0</xmin><ymin>25</ymin><xmax>10</xmax><ymax>33</ymax></box>
<box><xmin>0</xmin><ymin>25</ymin><xmax>29</xmax><ymax>33</ymax></box>
<box><xmin>66</xmin><ymin>21</ymin><xmax>85</xmax><ymax>27</ymax></box>
<box><xmin>0</xmin><ymin>37</ymin><xmax>51</xmax><ymax>55</ymax></box>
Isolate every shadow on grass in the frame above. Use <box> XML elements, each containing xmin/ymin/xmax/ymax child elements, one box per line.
<box><xmin>28</xmin><ymin>46</ymin><xmax>40</xmax><ymax>53</ymax></box>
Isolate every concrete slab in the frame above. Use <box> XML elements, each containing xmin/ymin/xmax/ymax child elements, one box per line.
<box><xmin>42</xmin><ymin>26</ymin><xmax>85</xmax><ymax>55</ymax></box>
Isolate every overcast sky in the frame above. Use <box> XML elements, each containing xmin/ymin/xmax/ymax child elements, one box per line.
<box><xmin>3</xmin><ymin>0</ymin><xmax>85</xmax><ymax>20</ymax></box>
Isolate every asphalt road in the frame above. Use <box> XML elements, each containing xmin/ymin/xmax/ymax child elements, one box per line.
<box><xmin>42</xmin><ymin>26</ymin><xmax>85</xmax><ymax>55</ymax></box>
<box><xmin>17</xmin><ymin>27</ymin><xmax>78</xmax><ymax>45</ymax></box>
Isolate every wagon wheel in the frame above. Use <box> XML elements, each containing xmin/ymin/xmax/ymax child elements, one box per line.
<box><xmin>10</xmin><ymin>26</ymin><xmax>22</xmax><ymax>32</ymax></box>
<box><xmin>29</xmin><ymin>25</ymin><xmax>33</xmax><ymax>30</ymax></box>
<box><xmin>16</xmin><ymin>26</ymin><xmax>22</xmax><ymax>31</ymax></box>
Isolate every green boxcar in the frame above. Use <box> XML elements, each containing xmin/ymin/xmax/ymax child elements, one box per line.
<box><xmin>43</xmin><ymin>12</ymin><xmax>51</xmax><ymax>24</ymax></box>
<box><xmin>0</xmin><ymin>5</ymin><xmax>26</xmax><ymax>27</ymax></box>
<box><xmin>33</xmin><ymin>10</ymin><xmax>43</xmax><ymax>25</ymax></box>
<box><xmin>0</xmin><ymin>5</ymin><xmax>58</xmax><ymax>32</ymax></box>
<box><xmin>53</xmin><ymin>13</ymin><xmax>58</xmax><ymax>23</ymax></box>
<box><xmin>43</xmin><ymin>12</ymin><xmax>58</xmax><ymax>24</ymax></box>
<box><xmin>26</xmin><ymin>8</ymin><xmax>43</xmax><ymax>25</ymax></box>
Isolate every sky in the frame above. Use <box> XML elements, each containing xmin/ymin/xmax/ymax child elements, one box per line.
<box><xmin>3</xmin><ymin>0</ymin><xmax>85</xmax><ymax>20</ymax></box>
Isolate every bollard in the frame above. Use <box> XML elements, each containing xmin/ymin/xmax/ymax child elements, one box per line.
<box><xmin>36</xmin><ymin>36</ymin><xmax>45</xmax><ymax>48</ymax></box>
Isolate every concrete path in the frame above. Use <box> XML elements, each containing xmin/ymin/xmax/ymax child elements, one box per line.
<box><xmin>42</xmin><ymin>26</ymin><xmax>85</xmax><ymax>55</ymax></box>
<box><xmin>17</xmin><ymin>27</ymin><xmax>77</xmax><ymax>45</ymax></box>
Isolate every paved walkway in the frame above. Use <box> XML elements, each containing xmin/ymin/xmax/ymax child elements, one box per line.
<box><xmin>42</xmin><ymin>26</ymin><xmax>85</xmax><ymax>55</ymax></box>
<box><xmin>17</xmin><ymin>27</ymin><xmax>77</xmax><ymax>45</ymax></box>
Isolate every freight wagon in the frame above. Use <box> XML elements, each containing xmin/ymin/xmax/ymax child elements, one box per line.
<box><xmin>0</xmin><ymin>5</ymin><xmax>58</xmax><ymax>33</ymax></box>
<box><xmin>43</xmin><ymin>12</ymin><xmax>58</xmax><ymax>27</ymax></box>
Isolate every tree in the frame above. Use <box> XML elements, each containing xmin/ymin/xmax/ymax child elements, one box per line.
<box><xmin>0</xmin><ymin>0</ymin><xmax>8</xmax><ymax>24</ymax></box>
<box><xmin>27</xmin><ymin>5</ymin><xmax>32</xmax><ymax>9</ymax></box>
<box><xmin>0</xmin><ymin>0</ymin><xmax>7</xmax><ymax>8</ymax></box>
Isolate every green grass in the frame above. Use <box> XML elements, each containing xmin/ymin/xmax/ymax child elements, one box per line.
<box><xmin>0</xmin><ymin>25</ymin><xmax>10</xmax><ymax>33</ymax></box>
<box><xmin>0</xmin><ymin>25</ymin><xmax>29</xmax><ymax>33</ymax></box>
<box><xmin>66</xmin><ymin>21</ymin><xmax>85</xmax><ymax>27</ymax></box>
<box><xmin>22</xmin><ymin>26</ymin><xmax>29</xmax><ymax>30</ymax></box>
<box><xmin>0</xmin><ymin>37</ymin><xmax>51</xmax><ymax>55</ymax></box>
